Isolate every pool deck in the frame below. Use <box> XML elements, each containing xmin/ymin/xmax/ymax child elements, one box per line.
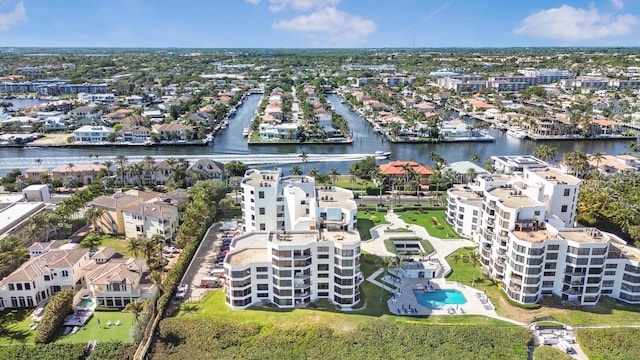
<box><xmin>363</xmin><ymin>211</ymin><xmax>525</xmax><ymax>326</ymax></box>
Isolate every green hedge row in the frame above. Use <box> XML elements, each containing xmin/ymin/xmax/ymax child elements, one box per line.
<box><xmin>35</xmin><ymin>289</ymin><xmax>74</xmax><ymax>343</ymax></box>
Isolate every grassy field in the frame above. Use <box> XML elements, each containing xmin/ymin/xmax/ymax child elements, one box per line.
<box><xmin>99</xmin><ymin>236</ymin><xmax>134</xmax><ymax>257</ymax></box>
<box><xmin>396</xmin><ymin>210</ymin><xmax>461</xmax><ymax>239</ymax></box>
<box><xmin>382</xmin><ymin>237</ymin><xmax>434</xmax><ymax>255</ymax></box>
<box><xmin>0</xmin><ymin>309</ymin><xmax>134</xmax><ymax>345</ymax></box>
<box><xmin>356</xmin><ymin>211</ymin><xmax>389</xmax><ymax>240</ymax></box>
<box><xmin>445</xmin><ymin>248</ymin><xmax>640</xmax><ymax>326</ymax></box>
<box><xmin>333</xmin><ymin>176</ymin><xmax>372</xmax><ymax>191</ymax></box>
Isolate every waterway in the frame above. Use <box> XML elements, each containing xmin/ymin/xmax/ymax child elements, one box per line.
<box><xmin>0</xmin><ymin>94</ymin><xmax>633</xmax><ymax>175</ymax></box>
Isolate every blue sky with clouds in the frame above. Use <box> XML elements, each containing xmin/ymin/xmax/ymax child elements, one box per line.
<box><xmin>1</xmin><ymin>0</ymin><xmax>639</xmax><ymax>48</ymax></box>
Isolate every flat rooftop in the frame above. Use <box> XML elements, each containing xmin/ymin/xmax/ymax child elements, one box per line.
<box><xmin>0</xmin><ymin>202</ymin><xmax>45</xmax><ymax>234</ymax></box>
<box><xmin>448</xmin><ymin>186</ymin><xmax>482</xmax><ymax>199</ymax></box>
<box><xmin>512</xmin><ymin>229</ymin><xmax>556</xmax><ymax>243</ymax></box>
<box><xmin>242</xmin><ymin>169</ymin><xmax>280</xmax><ymax>188</ymax></box>
<box><xmin>558</xmin><ymin>229</ymin><xmax>609</xmax><ymax>244</ymax></box>
<box><xmin>609</xmin><ymin>243</ymin><xmax>640</xmax><ymax>262</ymax></box>
<box><xmin>528</xmin><ymin>168</ymin><xmax>581</xmax><ymax>185</ymax></box>
<box><xmin>317</xmin><ymin>187</ymin><xmax>356</xmax><ymax>210</ymax></box>
<box><xmin>488</xmin><ymin>187</ymin><xmax>540</xmax><ymax>208</ymax></box>
<box><xmin>226</xmin><ymin>247</ymin><xmax>269</xmax><ymax>266</ymax></box>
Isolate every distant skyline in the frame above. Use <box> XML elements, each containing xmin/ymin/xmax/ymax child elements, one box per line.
<box><xmin>1</xmin><ymin>0</ymin><xmax>640</xmax><ymax>48</ymax></box>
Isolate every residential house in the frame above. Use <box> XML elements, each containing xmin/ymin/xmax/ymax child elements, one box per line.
<box><xmin>151</xmin><ymin>124</ymin><xmax>194</xmax><ymax>141</ymax></box>
<box><xmin>122</xmin><ymin>202</ymin><xmax>179</xmax><ymax>242</ymax></box>
<box><xmin>0</xmin><ymin>247</ymin><xmax>91</xmax><ymax>310</ymax></box>
<box><xmin>378</xmin><ymin>161</ymin><xmax>434</xmax><ymax>188</ymax></box>
<box><xmin>72</xmin><ymin>125</ymin><xmax>114</xmax><ymax>143</ymax></box>
<box><xmin>83</xmin><ymin>248</ymin><xmax>156</xmax><ymax>308</ymax></box>
<box><xmin>88</xmin><ymin>192</ymin><xmax>147</xmax><ymax>235</ymax></box>
<box><xmin>69</xmin><ymin>105</ymin><xmax>101</xmax><ymax>119</ymax></box>
<box><xmin>588</xmin><ymin>154</ymin><xmax>639</xmax><ymax>176</ymax></box>
<box><xmin>117</xmin><ymin>125</ymin><xmax>150</xmax><ymax>144</ymax></box>
<box><xmin>51</xmin><ymin>164</ymin><xmax>106</xmax><ymax>185</ymax></box>
<box><xmin>187</xmin><ymin>159</ymin><xmax>225</xmax><ymax>182</ymax></box>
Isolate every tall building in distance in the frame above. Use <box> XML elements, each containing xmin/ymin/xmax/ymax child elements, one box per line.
<box><xmin>224</xmin><ymin>169</ymin><xmax>362</xmax><ymax>309</ymax></box>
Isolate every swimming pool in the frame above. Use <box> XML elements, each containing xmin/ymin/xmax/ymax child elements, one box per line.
<box><xmin>413</xmin><ymin>289</ymin><xmax>467</xmax><ymax>309</ymax></box>
<box><xmin>76</xmin><ymin>299</ymin><xmax>95</xmax><ymax>309</ymax></box>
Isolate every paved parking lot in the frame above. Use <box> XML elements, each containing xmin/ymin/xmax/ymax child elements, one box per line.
<box><xmin>178</xmin><ymin>223</ymin><xmax>227</xmax><ymax>302</ymax></box>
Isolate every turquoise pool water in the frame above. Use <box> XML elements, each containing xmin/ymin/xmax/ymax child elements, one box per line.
<box><xmin>76</xmin><ymin>299</ymin><xmax>95</xmax><ymax>308</ymax></box>
<box><xmin>413</xmin><ymin>289</ymin><xmax>467</xmax><ymax>309</ymax></box>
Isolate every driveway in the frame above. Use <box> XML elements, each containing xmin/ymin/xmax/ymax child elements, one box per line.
<box><xmin>178</xmin><ymin>222</ymin><xmax>224</xmax><ymax>302</ymax></box>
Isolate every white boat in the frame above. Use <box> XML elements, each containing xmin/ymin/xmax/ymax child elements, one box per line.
<box><xmin>242</xmin><ymin>127</ymin><xmax>250</xmax><ymax>137</ymax></box>
<box><xmin>506</xmin><ymin>126</ymin><xmax>527</xmax><ymax>139</ymax></box>
<box><xmin>374</xmin><ymin>150</ymin><xmax>391</xmax><ymax>160</ymax></box>
<box><xmin>373</xmin><ymin>125</ymin><xmax>381</xmax><ymax>133</ymax></box>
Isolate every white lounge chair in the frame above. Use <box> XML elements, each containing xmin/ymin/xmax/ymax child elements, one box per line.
<box><xmin>71</xmin><ymin>326</ymin><xmax>79</xmax><ymax>334</ymax></box>
<box><xmin>106</xmin><ymin>320</ymin><xmax>112</xmax><ymax>327</ymax></box>
<box><xmin>115</xmin><ymin>320</ymin><xmax>121</xmax><ymax>326</ymax></box>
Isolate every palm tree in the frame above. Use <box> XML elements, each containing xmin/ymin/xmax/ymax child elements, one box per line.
<box><xmin>127</xmin><ymin>237</ymin><xmax>144</xmax><ymax>257</ymax></box>
<box><xmin>289</xmin><ymin>165</ymin><xmax>303</xmax><ymax>176</ymax></box>
<box><xmin>9</xmin><ymin>246</ymin><xmax>29</xmax><ymax>270</ymax></box>
<box><xmin>451</xmin><ymin>254</ymin><xmax>462</xmax><ymax>282</ymax></box>
<box><xmin>466</xmin><ymin>168</ymin><xmax>478</xmax><ymax>184</ymax></box>
<box><xmin>298</xmin><ymin>150</ymin><xmax>309</xmax><ymax>171</ymax></box>
<box><xmin>103</xmin><ymin>160</ymin><xmax>113</xmax><ymax>176</ymax></box>
<box><xmin>85</xmin><ymin>207</ymin><xmax>106</xmax><ymax>233</ymax></box>
<box><xmin>149</xmin><ymin>270</ymin><xmax>163</xmax><ymax>295</ymax></box>
<box><xmin>534</xmin><ymin>144</ymin><xmax>557</xmax><ymax>163</ymax></box>
<box><xmin>142</xmin><ymin>237</ymin><xmax>161</xmax><ymax>259</ymax></box>
<box><xmin>329</xmin><ymin>168</ymin><xmax>339</xmax><ymax>184</ymax></box>
<box><xmin>379</xmin><ymin>256</ymin><xmax>393</xmax><ymax>301</ymax></box>
<box><xmin>561</xmin><ymin>151</ymin><xmax>588</xmax><ymax>177</ymax></box>
<box><xmin>372</xmin><ymin>170</ymin><xmax>386</xmax><ymax>206</ymax></box>
<box><xmin>470</xmin><ymin>152</ymin><xmax>481</xmax><ymax>162</ymax></box>
<box><xmin>390</xmin><ymin>255</ymin><xmax>405</xmax><ymax>289</ymax></box>
<box><xmin>309</xmin><ymin>167</ymin><xmax>319</xmax><ymax>180</ymax></box>
<box><xmin>466</xmin><ymin>251</ymin><xmax>480</xmax><ymax>286</ymax></box>
<box><xmin>35</xmin><ymin>158</ymin><xmax>43</xmax><ymax>167</ymax></box>
<box><xmin>124</xmin><ymin>300</ymin><xmax>146</xmax><ymax>325</ymax></box>
<box><xmin>590</xmin><ymin>151</ymin><xmax>605</xmax><ymax>170</ymax></box>
<box><xmin>115</xmin><ymin>155</ymin><xmax>128</xmax><ymax>185</ymax></box>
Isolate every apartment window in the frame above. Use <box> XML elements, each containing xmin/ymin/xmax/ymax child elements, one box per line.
<box><xmin>561</xmin><ymin>205</ymin><xmax>568</xmax><ymax>213</ymax></box>
<box><xmin>534</xmin><ymin>211</ymin><xmax>541</xmax><ymax>216</ymax></box>
<box><xmin>318</xmin><ymin>254</ymin><xmax>329</xmax><ymax>260</ymax></box>
<box><xmin>606</xmin><ymin>264</ymin><xmax>617</xmax><ymax>269</ymax></box>
<box><xmin>602</xmin><ymin>280</ymin><xmax>614</xmax><ymax>288</ymax></box>
<box><xmin>136</xmin><ymin>225</ymin><xmax>143</xmax><ymax>233</ymax></box>
<box><xmin>544</xmin><ymin>263</ymin><xmax>556</xmax><ymax>270</ymax></box>
<box><xmin>318</xmin><ymin>283</ymin><xmax>329</xmax><ymax>290</ymax></box>
<box><xmin>317</xmin><ymin>246</ymin><xmax>329</xmax><ymax>252</ymax></box>
<box><xmin>547</xmin><ymin>245</ymin><xmax>559</xmax><ymax>251</ymax></box>
<box><xmin>604</xmin><ymin>270</ymin><xmax>616</xmax><ymax>276</ymax></box>
<box><xmin>259</xmin><ymin>207</ymin><xmax>265</xmax><ymax>215</ymax></box>
<box><xmin>318</xmin><ymin>264</ymin><xmax>329</xmax><ymax>271</ymax></box>
<box><xmin>8</xmin><ymin>284</ymin><xmax>14</xmax><ymax>291</ymax></box>
<box><xmin>564</xmin><ymin>189</ymin><xmax>570</xmax><ymax>196</ymax></box>
<box><xmin>258</xmin><ymin>191</ymin><xmax>264</xmax><ymax>199</ymax></box>
<box><xmin>542</xmin><ymin>281</ymin><xmax>554</xmax><ymax>288</ymax></box>
<box><xmin>257</xmin><ymin>284</ymin><xmax>269</xmax><ymax>291</ymax></box>
<box><xmin>24</xmin><ymin>283</ymin><xmax>30</xmax><ymax>290</ymax></box>
<box><xmin>259</xmin><ymin>223</ymin><xmax>266</xmax><ymax>231</ymax></box>
<box><xmin>44</xmin><ymin>275</ymin><xmax>51</xmax><ymax>281</ymax></box>
<box><xmin>318</xmin><ymin>273</ymin><xmax>329</xmax><ymax>278</ymax></box>
<box><xmin>543</xmin><ymin>271</ymin><xmax>555</xmax><ymax>277</ymax></box>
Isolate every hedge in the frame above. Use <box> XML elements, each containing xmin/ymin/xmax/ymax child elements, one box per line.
<box><xmin>35</xmin><ymin>289</ymin><xmax>74</xmax><ymax>343</ymax></box>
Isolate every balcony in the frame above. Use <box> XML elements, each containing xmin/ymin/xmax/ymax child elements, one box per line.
<box><xmin>510</xmin><ymin>274</ymin><xmax>523</xmax><ymax>285</ymax></box>
<box><xmin>508</xmin><ymin>282</ymin><xmax>522</xmax><ymax>293</ymax></box>
<box><xmin>294</xmin><ymin>281</ymin><xmax>312</xmax><ymax>289</ymax></box>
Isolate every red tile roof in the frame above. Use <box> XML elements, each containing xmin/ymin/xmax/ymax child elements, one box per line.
<box><xmin>378</xmin><ymin>161</ymin><xmax>434</xmax><ymax>176</ymax></box>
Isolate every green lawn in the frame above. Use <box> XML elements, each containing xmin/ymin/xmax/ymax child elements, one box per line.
<box><xmin>445</xmin><ymin>248</ymin><xmax>640</xmax><ymax>326</ymax></box>
<box><xmin>0</xmin><ymin>309</ymin><xmax>134</xmax><ymax>345</ymax></box>
<box><xmin>99</xmin><ymin>236</ymin><xmax>134</xmax><ymax>257</ymax></box>
<box><xmin>356</xmin><ymin>211</ymin><xmax>389</xmax><ymax>240</ymax></box>
<box><xmin>0</xmin><ymin>309</ymin><xmax>35</xmax><ymax>344</ymax></box>
<box><xmin>397</xmin><ymin>210</ymin><xmax>461</xmax><ymax>239</ymax></box>
<box><xmin>173</xmin><ymin>252</ymin><xmax>515</xmax><ymax>328</ymax></box>
<box><xmin>333</xmin><ymin>175</ymin><xmax>372</xmax><ymax>191</ymax></box>
<box><xmin>54</xmin><ymin>311</ymin><xmax>134</xmax><ymax>344</ymax></box>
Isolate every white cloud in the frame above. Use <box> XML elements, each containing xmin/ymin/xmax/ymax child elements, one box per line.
<box><xmin>611</xmin><ymin>0</ymin><xmax>624</xmax><ymax>10</ymax></box>
<box><xmin>0</xmin><ymin>0</ymin><xmax>26</xmax><ymax>31</ymax></box>
<box><xmin>273</xmin><ymin>6</ymin><xmax>375</xmax><ymax>46</ymax></box>
<box><xmin>245</xmin><ymin>0</ymin><xmax>260</xmax><ymax>5</ymax></box>
<box><xmin>514</xmin><ymin>4</ymin><xmax>639</xmax><ymax>41</ymax></box>
<box><xmin>269</xmin><ymin>0</ymin><xmax>341</xmax><ymax>12</ymax></box>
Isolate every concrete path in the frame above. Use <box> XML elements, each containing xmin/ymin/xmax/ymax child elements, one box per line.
<box><xmin>362</xmin><ymin>210</ymin><xmax>525</xmax><ymax>326</ymax></box>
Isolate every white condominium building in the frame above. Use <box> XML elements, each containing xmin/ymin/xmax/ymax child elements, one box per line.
<box><xmin>225</xmin><ymin>169</ymin><xmax>362</xmax><ymax>309</ymax></box>
<box><xmin>447</xmin><ymin>160</ymin><xmax>640</xmax><ymax>306</ymax></box>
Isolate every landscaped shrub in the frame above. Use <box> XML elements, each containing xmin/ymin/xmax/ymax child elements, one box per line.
<box><xmin>0</xmin><ymin>343</ymin><xmax>86</xmax><ymax>360</ymax></box>
<box><xmin>86</xmin><ymin>341</ymin><xmax>136</xmax><ymax>360</ymax></box>
<box><xmin>35</xmin><ymin>289</ymin><xmax>74</xmax><ymax>343</ymax></box>
<box><xmin>534</xmin><ymin>345</ymin><xmax>573</xmax><ymax>360</ymax></box>
<box><xmin>578</xmin><ymin>328</ymin><xmax>640</xmax><ymax>360</ymax></box>
<box><xmin>151</xmin><ymin>318</ymin><xmax>532</xmax><ymax>359</ymax></box>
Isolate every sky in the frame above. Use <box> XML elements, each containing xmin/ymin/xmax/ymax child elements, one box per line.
<box><xmin>1</xmin><ymin>0</ymin><xmax>640</xmax><ymax>48</ymax></box>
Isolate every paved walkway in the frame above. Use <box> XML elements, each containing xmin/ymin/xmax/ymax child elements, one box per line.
<box><xmin>362</xmin><ymin>210</ymin><xmax>524</xmax><ymax>326</ymax></box>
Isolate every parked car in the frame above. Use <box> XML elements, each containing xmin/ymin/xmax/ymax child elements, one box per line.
<box><xmin>175</xmin><ymin>284</ymin><xmax>189</xmax><ymax>299</ymax></box>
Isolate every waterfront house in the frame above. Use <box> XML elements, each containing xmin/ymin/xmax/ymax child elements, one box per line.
<box><xmin>414</xmin><ymin>102</ymin><xmax>436</xmax><ymax>113</ymax></box>
<box><xmin>378</xmin><ymin>161</ymin><xmax>434</xmax><ymax>187</ymax></box>
<box><xmin>524</xmin><ymin>116</ymin><xmax>574</xmax><ymax>137</ymax></box>
<box><xmin>187</xmin><ymin>111</ymin><xmax>216</xmax><ymax>125</ymax></box>
<box><xmin>151</xmin><ymin>123</ymin><xmax>194</xmax><ymax>141</ymax></box>
<box><xmin>588</xmin><ymin>154</ymin><xmax>639</xmax><ymax>176</ymax></box>
<box><xmin>186</xmin><ymin>159</ymin><xmax>225</xmax><ymax>182</ymax></box>
<box><xmin>69</xmin><ymin>104</ymin><xmax>101</xmax><ymax>119</ymax></box>
<box><xmin>51</xmin><ymin>164</ymin><xmax>106</xmax><ymax>185</ymax></box>
<box><xmin>117</xmin><ymin>125</ymin><xmax>150</xmax><ymax>144</ymax></box>
<box><xmin>586</xmin><ymin>119</ymin><xmax>620</xmax><ymax>136</ymax></box>
<box><xmin>72</xmin><ymin>125</ymin><xmax>114</xmax><ymax>143</ymax></box>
